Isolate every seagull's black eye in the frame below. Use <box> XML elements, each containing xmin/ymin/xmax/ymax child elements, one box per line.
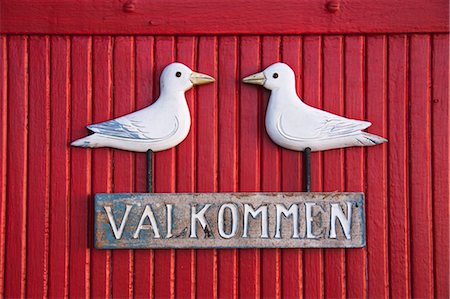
<box><xmin>176</xmin><ymin>72</ymin><xmax>182</xmax><ymax>77</ymax></box>
<box><xmin>273</xmin><ymin>73</ymin><xmax>279</xmax><ymax>79</ymax></box>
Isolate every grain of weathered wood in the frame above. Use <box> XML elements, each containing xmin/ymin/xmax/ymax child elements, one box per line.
<box><xmin>344</xmin><ymin>35</ymin><xmax>366</xmax><ymax>299</ymax></box>
<box><xmin>238</xmin><ymin>36</ymin><xmax>261</xmax><ymax>299</ymax></box>
<box><xmin>69</xmin><ymin>36</ymin><xmax>92</xmax><ymax>299</ymax></box>
<box><xmin>175</xmin><ymin>36</ymin><xmax>196</xmax><ymax>299</ymax></box>
<box><xmin>280</xmin><ymin>35</ymin><xmax>303</xmax><ymax>299</ymax></box>
<box><xmin>431</xmin><ymin>34</ymin><xmax>449</xmax><ymax>299</ymax></box>
<box><xmin>48</xmin><ymin>36</ymin><xmax>70</xmax><ymax>299</ymax></box>
<box><xmin>217</xmin><ymin>35</ymin><xmax>239</xmax><ymax>299</ymax></box>
<box><xmin>366</xmin><ymin>35</ymin><xmax>389</xmax><ymax>299</ymax></box>
<box><xmin>196</xmin><ymin>36</ymin><xmax>219</xmax><ymax>299</ymax></box>
<box><xmin>111</xmin><ymin>36</ymin><xmax>135</xmax><ymax>299</ymax></box>
<box><xmin>1</xmin><ymin>0</ymin><xmax>447</xmax><ymax>34</ymax></box>
<box><xmin>0</xmin><ymin>35</ymin><xmax>6</xmax><ymax>298</ymax></box>
<box><xmin>409</xmin><ymin>34</ymin><xmax>433</xmax><ymax>298</ymax></box>
<box><xmin>323</xmin><ymin>35</ymin><xmax>346</xmax><ymax>299</ymax></box>
<box><xmin>302</xmin><ymin>35</ymin><xmax>325</xmax><ymax>299</ymax></box>
<box><xmin>134</xmin><ymin>36</ymin><xmax>155</xmax><ymax>189</ymax></box>
<box><xmin>388</xmin><ymin>35</ymin><xmax>410</xmax><ymax>298</ymax></box>
<box><xmin>5</xmin><ymin>35</ymin><xmax>28</xmax><ymax>299</ymax></box>
<box><xmin>260</xmin><ymin>35</ymin><xmax>281</xmax><ymax>299</ymax></box>
<box><xmin>133</xmin><ymin>35</ymin><xmax>155</xmax><ymax>299</ymax></box>
<box><xmin>153</xmin><ymin>36</ymin><xmax>176</xmax><ymax>299</ymax></box>
<box><xmin>90</xmin><ymin>36</ymin><xmax>113</xmax><ymax>299</ymax></box>
<box><xmin>27</xmin><ymin>35</ymin><xmax>50</xmax><ymax>299</ymax></box>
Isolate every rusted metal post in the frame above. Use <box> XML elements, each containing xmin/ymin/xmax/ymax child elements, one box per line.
<box><xmin>304</xmin><ymin>147</ymin><xmax>311</xmax><ymax>192</ymax></box>
<box><xmin>147</xmin><ymin>149</ymin><xmax>153</xmax><ymax>193</ymax></box>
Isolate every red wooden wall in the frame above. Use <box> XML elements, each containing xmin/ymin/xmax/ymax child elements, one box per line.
<box><xmin>0</xmin><ymin>1</ymin><xmax>448</xmax><ymax>298</ymax></box>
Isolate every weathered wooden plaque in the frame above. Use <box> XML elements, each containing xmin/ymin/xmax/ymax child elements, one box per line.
<box><xmin>95</xmin><ymin>192</ymin><xmax>365</xmax><ymax>249</ymax></box>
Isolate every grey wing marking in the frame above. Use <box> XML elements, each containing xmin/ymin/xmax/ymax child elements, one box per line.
<box><xmin>87</xmin><ymin>117</ymin><xmax>179</xmax><ymax>141</ymax></box>
<box><xmin>320</xmin><ymin>118</ymin><xmax>371</xmax><ymax>137</ymax></box>
<box><xmin>277</xmin><ymin>112</ymin><xmax>372</xmax><ymax>141</ymax></box>
<box><xmin>87</xmin><ymin>120</ymin><xmax>149</xmax><ymax>139</ymax></box>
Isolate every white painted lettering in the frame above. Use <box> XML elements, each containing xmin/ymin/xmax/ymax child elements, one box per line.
<box><xmin>190</xmin><ymin>204</ymin><xmax>212</xmax><ymax>238</ymax></box>
<box><xmin>133</xmin><ymin>205</ymin><xmax>161</xmax><ymax>239</ymax></box>
<box><xmin>104</xmin><ymin>205</ymin><xmax>133</xmax><ymax>240</ymax></box>
<box><xmin>166</xmin><ymin>204</ymin><xmax>173</xmax><ymax>238</ymax></box>
<box><xmin>243</xmin><ymin>204</ymin><xmax>268</xmax><ymax>238</ymax></box>
<box><xmin>330</xmin><ymin>202</ymin><xmax>353</xmax><ymax>239</ymax></box>
<box><xmin>305</xmin><ymin>202</ymin><xmax>319</xmax><ymax>239</ymax></box>
<box><xmin>218</xmin><ymin>204</ymin><xmax>238</xmax><ymax>239</ymax></box>
<box><xmin>275</xmin><ymin>204</ymin><xmax>299</xmax><ymax>238</ymax></box>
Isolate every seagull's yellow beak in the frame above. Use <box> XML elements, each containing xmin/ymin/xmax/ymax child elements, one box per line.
<box><xmin>242</xmin><ymin>72</ymin><xmax>266</xmax><ymax>85</ymax></box>
<box><xmin>190</xmin><ymin>72</ymin><xmax>215</xmax><ymax>85</ymax></box>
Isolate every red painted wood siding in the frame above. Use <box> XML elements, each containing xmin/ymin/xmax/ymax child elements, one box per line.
<box><xmin>0</xmin><ymin>33</ymin><xmax>448</xmax><ymax>298</ymax></box>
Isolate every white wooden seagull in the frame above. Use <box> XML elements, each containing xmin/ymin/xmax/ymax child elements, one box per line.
<box><xmin>243</xmin><ymin>62</ymin><xmax>387</xmax><ymax>152</ymax></box>
<box><xmin>71</xmin><ymin>62</ymin><xmax>215</xmax><ymax>152</ymax></box>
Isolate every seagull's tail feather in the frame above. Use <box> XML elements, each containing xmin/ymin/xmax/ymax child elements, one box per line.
<box><xmin>71</xmin><ymin>134</ymin><xmax>100</xmax><ymax>148</ymax></box>
<box><xmin>356</xmin><ymin>132</ymin><xmax>388</xmax><ymax>146</ymax></box>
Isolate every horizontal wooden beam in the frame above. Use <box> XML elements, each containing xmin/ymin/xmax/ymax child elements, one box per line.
<box><xmin>1</xmin><ymin>0</ymin><xmax>448</xmax><ymax>35</ymax></box>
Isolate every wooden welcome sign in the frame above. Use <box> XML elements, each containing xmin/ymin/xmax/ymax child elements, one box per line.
<box><xmin>95</xmin><ymin>193</ymin><xmax>365</xmax><ymax>249</ymax></box>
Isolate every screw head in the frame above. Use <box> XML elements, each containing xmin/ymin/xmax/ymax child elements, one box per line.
<box><xmin>326</xmin><ymin>1</ymin><xmax>340</xmax><ymax>12</ymax></box>
<box><xmin>123</xmin><ymin>3</ymin><xmax>135</xmax><ymax>12</ymax></box>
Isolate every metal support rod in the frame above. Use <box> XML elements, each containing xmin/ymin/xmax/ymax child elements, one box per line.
<box><xmin>146</xmin><ymin>149</ymin><xmax>153</xmax><ymax>193</ymax></box>
<box><xmin>304</xmin><ymin>147</ymin><xmax>311</xmax><ymax>192</ymax></box>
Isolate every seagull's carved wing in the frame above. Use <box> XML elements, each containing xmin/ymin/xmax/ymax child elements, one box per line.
<box><xmin>88</xmin><ymin>120</ymin><xmax>146</xmax><ymax>139</ymax></box>
<box><xmin>277</xmin><ymin>106</ymin><xmax>371</xmax><ymax>141</ymax></box>
<box><xmin>87</xmin><ymin>109</ymin><xmax>179</xmax><ymax>141</ymax></box>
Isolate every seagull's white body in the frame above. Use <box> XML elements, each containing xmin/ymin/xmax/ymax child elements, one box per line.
<box><xmin>244</xmin><ymin>63</ymin><xmax>387</xmax><ymax>152</ymax></box>
<box><xmin>71</xmin><ymin>63</ymin><xmax>214</xmax><ymax>152</ymax></box>
<box><xmin>75</xmin><ymin>94</ymin><xmax>191</xmax><ymax>152</ymax></box>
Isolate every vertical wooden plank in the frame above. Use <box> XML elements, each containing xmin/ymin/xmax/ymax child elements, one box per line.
<box><xmin>409</xmin><ymin>34</ymin><xmax>433</xmax><ymax>298</ymax></box>
<box><xmin>280</xmin><ymin>35</ymin><xmax>303</xmax><ymax>299</ymax></box>
<box><xmin>431</xmin><ymin>34</ymin><xmax>449</xmax><ymax>299</ymax></box>
<box><xmin>27</xmin><ymin>35</ymin><xmax>51</xmax><ymax>298</ymax></box>
<box><xmin>322</xmin><ymin>35</ymin><xmax>345</xmax><ymax>299</ymax></box>
<box><xmin>4</xmin><ymin>36</ymin><xmax>28</xmax><ymax>299</ymax></box>
<box><xmin>175</xmin><ymin>36</ymin><xmax>196</xmax><ymax>299</ymax></box>
<box><xmin>69</xmin><ymin>36</ymin><xmax>92</xmax><ymax>298</ymax></box>
<box><xmin>238</xmin><ymin>36</ymin><xmax>261</xmax><ymax>299</ymax></box>
<box><xmin>134</xmin><ymin>36</ymin><xmax>155</xmax><ymax>190</ymax></box>
<box><xmin>366</xmin><ymin>35</ymin><xmax>389</xmax><ymax>299</ymax></box>
<box><xmin>217</xmin><ymin>35</ymin><xmax>238</xmax><ymax>299</ymax></box>
<box><xmin>302</xmin><ymin>35</ymin><xmax>324</xmax><ymax>299</ymax></box>
<box><xmin>196</xmin><ymin>35</ymin><xmax>218</xmax><ymax>299</ymax></box>
<box><xmin>153</xmin><ymin>36</ymin><xmax>176</xmax><ymax>299</ymax></box>
<box><xmin>0</xmin><ymin>35</ymin><xmax>6</xmax><ymax>298</ymax></box>
<box><xmin>260</xmin><ymin>35</ymin><xmax>281</xmax><ymax>299</ymax></box>
<box><xmin>111</xmin><ymin>36</ymin><xmax>135</xmax><ymax>299</ymax></box>
<box><xmin>48</xmin><ymin>36</ymin><xmax>70</xmax><ymax>298</ymax></box>
<box><xmin>387</xmin><ymin>34</ymin><xmax>410</xmax><ymax>298</ymax></box>
<box><xmin>344</xmin><ymin>35</ymin><xmax>367</xmax><ymax>299</ymax></box>
<box><xmin>134</xmin><ymin>35</ymin><xmax>155</xmax><ymax>299</ymax></box>
<box><xmin>90</xmin><ymin>36</ymin><xmax>113</xmax><ymax>299</ymax></box>
<box><xmin>280</xmin><ymin>35</ymin><xmax>303</xmax><ymax>193</ymax></box>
